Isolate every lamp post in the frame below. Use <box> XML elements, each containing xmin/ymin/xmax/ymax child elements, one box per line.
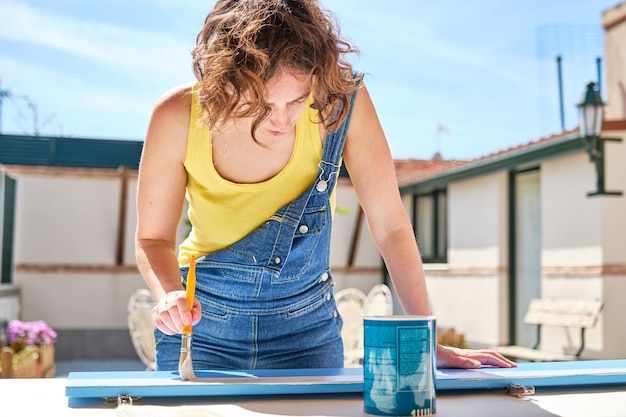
<box><xmin>577</xmin><ymin>82</ymin><xmax>622</xmax><ymax>197</ymax></box>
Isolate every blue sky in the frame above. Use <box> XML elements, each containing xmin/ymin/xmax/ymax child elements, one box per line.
<box><xmin>0</xmin><ymin>0</ymin><xmax>620</xmax><ymax>160</ymax></box>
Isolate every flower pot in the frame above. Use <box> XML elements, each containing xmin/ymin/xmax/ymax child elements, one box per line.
<box><xmin>0</xmin><ymin>346</ymin><xmax>38</xmax><ymax>378</ymax></box>
<box><xmin>36</xmin><ymin>343</ymin><xmax>56</xmax><ymax>378</ymax></box>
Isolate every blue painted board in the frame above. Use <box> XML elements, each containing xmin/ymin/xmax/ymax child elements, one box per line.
<box><xmin>66</xmin><ymin>367</ymin><xmax>363</xmax><ymax>403</ymax></box>
<box><xmin>437</xmin><ymin>359</ymin><xmax>626</xmax><ymax>390</ymax></box>
<box><xmin>66</xmin><ymin>359</ymin><xmax>626</xmax><ymax>406</ymax></box>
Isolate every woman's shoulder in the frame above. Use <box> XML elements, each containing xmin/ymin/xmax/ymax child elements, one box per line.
<box><xmin>153</xmin><ymin>82</ymin><xmax>195</xmax><ymax>115</ymax></box>
<box><xmin>146</xmin><ymin>82</ymin><xmax>195</xmax><ymax>139</ymax></box>
<box><xmin>144</xmin><ymin>83</ymin><xmax>195</xmax><ymax>157</ymax></box>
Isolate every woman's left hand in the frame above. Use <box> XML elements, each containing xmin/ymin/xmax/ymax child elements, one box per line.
<box><xmin>436</xmin><ymin>344</ymin><xmax>517</xmax><ymax>369</ymax></box>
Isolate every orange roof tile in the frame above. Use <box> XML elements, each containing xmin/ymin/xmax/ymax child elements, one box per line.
<box><xmin>351</xmin><ymin>120</ymin><xmax>624</xmax><ymax>188</ymax></box>
<box><xmin>393</xmin><ymin>158</ymin><xmax>469</xmax><ymax>186</ymax></box>
<box><xmin>393</xmin><ymin>127</ymin><xmax>583</xmax><ymax>186</ymax></box>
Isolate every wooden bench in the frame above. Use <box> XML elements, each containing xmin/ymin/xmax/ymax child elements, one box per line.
<box><xmin>492</xmin><ymin>298</ymin><xmax>604</xmax><ymax>362</ymax></box>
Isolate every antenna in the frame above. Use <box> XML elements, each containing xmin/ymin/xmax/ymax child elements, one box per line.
<box><xmin>556</xmin><ymin>56</ymin><xmax>565</xmax><ymax>132</ymax></box>
<box><xmin>435</xmin><ymin>124</ymin><xmax>450</xmax><ymax>160</ymax></box>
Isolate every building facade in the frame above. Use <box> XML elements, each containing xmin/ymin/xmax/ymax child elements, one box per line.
<box><xmin>396</xmin><ymin>2</ymin><xmax>626</xmax><ymax>358</ymax></box>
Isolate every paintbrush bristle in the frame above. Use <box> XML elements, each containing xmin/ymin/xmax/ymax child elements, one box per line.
<box><xmin>179</xmin><ymin>334</ymin><xmax>196</xmax><ymax>381</ymax></box>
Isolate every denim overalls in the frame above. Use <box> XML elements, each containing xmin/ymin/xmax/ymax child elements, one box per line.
<box><xmin>155</xmin><ymin>86</ymin><xmax>360</xmax><ymax>371</ymax></box>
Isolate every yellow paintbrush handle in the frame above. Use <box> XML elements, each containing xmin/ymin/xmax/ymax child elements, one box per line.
<box><xmin>183</xmin><ymin>255</ymin><xmax>197</xmax><ymax>335</ymax></box>
<box><xmin>187</xmin><ymin>255</ymin><xmax>197</xmax><ymax>310</ymax></box>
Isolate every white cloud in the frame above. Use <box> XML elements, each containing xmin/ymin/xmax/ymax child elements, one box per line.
<box><xmin>330</xmin><ymin>1</ymin><xmax>535</xmax><ymax>90</ymax></box>
<box><xmin>0</xmin><ymin>0</ymin><xmax>191</xmax><ymax>79</ymax></box>
<box><xmin>0</xmin><ymin>53</ymin><xmax>155</xmax><ymax>138</ymax></box>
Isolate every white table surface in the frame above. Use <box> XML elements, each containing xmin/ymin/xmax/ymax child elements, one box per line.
<box><xmin>1</xmin><ymin>377</ymin><xmax>625</xmax><ymax>417</ymax></box>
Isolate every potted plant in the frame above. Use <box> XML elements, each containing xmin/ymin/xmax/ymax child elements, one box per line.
<box><xmin>2</xmin><ymin>320</ymin><xmax>57</xmax><ymax>378</ymax></box>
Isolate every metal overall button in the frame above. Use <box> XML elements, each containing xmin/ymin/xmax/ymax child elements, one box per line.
<box><xmin>316</xmin><ymin>180</ymin><xmax>328</xmax><ymax>192</ymax></box>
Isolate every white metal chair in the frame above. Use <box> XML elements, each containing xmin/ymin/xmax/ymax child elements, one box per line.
<box><xmin>334</xmin><ymin>287</ymin><xmax>367</xmax><ymax>367</ymax></box>
<box><xmin>127</xmin><ymin>289</ymin><xmax>157</xmax><ymax>371</ymax></box>
<box><xmin>365</xmin><ymin>284</ymin><xmax>393</xmax><ymax>316</ymax></box>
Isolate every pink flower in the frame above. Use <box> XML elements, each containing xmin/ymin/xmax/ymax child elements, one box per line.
<box><xmin>6</xmin><ymin>320</ymin><xmax>57</xmax><ymax>346</ymax></box>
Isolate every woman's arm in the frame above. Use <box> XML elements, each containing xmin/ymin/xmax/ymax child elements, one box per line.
<box><xmin>135</xmin><ymin>83</ymin><xmax>201</xmax><ymax>335</ymax></box>
<box><xmin>343</xmin><ymin>83</ymin><xmax>515</xmax><ymax>368</ymax></box>
<box><xmin>343</xmin><ymin>83</ymin><xmax>428</xmax><ymax>315</ymax></box>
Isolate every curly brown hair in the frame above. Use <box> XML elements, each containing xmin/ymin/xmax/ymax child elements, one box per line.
<box><xmin>192</xmin><ymin>0</ymin><xmax>361</xmax><ymax>138</ymax></box>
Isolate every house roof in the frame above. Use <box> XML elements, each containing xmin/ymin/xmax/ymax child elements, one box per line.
<box><xmin>397</xmin><ymin>120</ymin><xmax>626</xmax><ymax>194</ymax></box>
<box><xmin>0</xmin><ymin>134</ymin><xmax>143</xmax><ymax>170</ymax></box>
<box><xmin>396</xmin><ymin>129</ymin><xmax>584</xmax><ymax>192</ymax></box>
<box><xmin>393</xmin><ymin>158</ymin><xmax>469</xmax><ymax>187</ymax></box>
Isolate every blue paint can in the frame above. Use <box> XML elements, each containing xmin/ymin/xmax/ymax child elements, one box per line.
<box><xmin>363</xmin><ymin>316</ymin><xmax>437</xmax><ymax>416</ymax></box>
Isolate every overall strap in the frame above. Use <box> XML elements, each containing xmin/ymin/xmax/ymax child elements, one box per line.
<box><xmin>264</xmin><ymin>78</ymin><xmax>362</xmax><ymax>272</ymax></box>
<box><xmin>317</xmin><ymin>79</ymin><xmax>361</xmax><ymax>193</ymax></box>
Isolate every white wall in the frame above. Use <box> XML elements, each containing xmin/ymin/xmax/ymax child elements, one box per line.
<box><xmin>17</xmin><ymin>272</ymin><xmax>145</xmax><ymax>328</ymax></box>
<box><xmin>425</xmin><ymin>274</ymin><xmax>503</xmax><ymax>346</ymax></box>
<box><xmin>426</xmin><ymin>172</ymin><xmax>509</xmax><ymax>346</ymax></box>
<box><xmin>447</xmin><ymin>172</ymin><xmax>508</xmax><ymax>268</ymax></box>
<box><xmin>597</xmin><ymin>131</ymin><xmax>626</xmax><ymax>358</ymax></box>
<box><xmin>541</xmin><ymin>153</ymin><xmax>603</xmax><ymax>267</ymax></box>
<box><xmin>330</xmin><ymin>182</ymin><xmax>381</xmax><ymax>270</ymax></box>
<box><xmin>603</xmin><ymin>134</ymin><xmax>626</xmax><ymax>264</ymax></box>
<box><xmin>6</xmin><ymin>167</ymin><xmax>147</xmax><ymax>358</ymax></box>
<box><xmin>601</xmin><ymin>274</ymin><xmax>626</xmax><ymax>358</ymax></box>
<box><xmin>14</xmin><ymin>174</ymin><xmax>123</xmax><ymax>264</ymax></box>
<box><xmin>603</xmin><ymin>3</ymin><xmax>626</xmax><ymax>120</ymax></box>
<box><xmin>330</xmin><ymin>182</ymin><xmax>384</xmax><ymax>294</ymax></box>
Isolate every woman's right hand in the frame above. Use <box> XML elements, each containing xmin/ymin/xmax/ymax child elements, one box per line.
<box><xmin>152</xmin><ymin>290</ymin><xmax>202</xmax><ymax>335</ymax></box>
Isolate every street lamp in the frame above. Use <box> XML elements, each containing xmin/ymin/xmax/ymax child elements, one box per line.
<box><xmin>577</xmin><ymin>82</ymin><xmax>622</xmax><ymax>197</ymax></box>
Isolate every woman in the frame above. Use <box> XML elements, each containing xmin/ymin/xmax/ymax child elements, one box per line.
<box><xmin>135</xmin><ymin>0</ymin><xmax>516</xmax><ymax>370</ymax></box>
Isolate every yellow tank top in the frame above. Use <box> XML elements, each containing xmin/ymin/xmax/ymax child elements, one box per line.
<box><xmin>177</xmin><ymin>90</ymin><xmax>327</xmax><ymax>265</ymax></box>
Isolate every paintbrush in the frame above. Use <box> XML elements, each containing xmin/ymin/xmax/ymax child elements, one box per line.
<box><xmin>178</xmin><ymin>255</ymin><xmax>197</xmax><ymax>381</ymax></box>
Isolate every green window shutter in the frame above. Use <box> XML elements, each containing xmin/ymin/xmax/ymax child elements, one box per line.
<box><xmin>1</xmin><ymin>174</ymin><xmax>15</xmax><ymax>284</ymax></box>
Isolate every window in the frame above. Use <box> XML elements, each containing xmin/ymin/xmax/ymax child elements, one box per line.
<box><xmin>413</xmin><ymin>189</ymin><xmax>447</xmax><ymax>263</ymax></box>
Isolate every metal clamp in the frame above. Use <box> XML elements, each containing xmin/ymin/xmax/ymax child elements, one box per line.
<box><xmin>104</xmin><ymin>394</ymin><xmax>140</xmax><ymax>406</ymax></box>
<box><xmin>505</xmin><ymin>384</ymin><xmax>535</xmax><ymax>397</ymax></box>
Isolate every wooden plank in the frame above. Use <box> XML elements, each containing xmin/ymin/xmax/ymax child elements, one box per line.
<box><xmin>523</xmin><ymin>299</ymin><xmax>603</xmax><ymax>327</ymax></box>
<box><xmin>65</xmin><ymin>360</ymin><xmax>626</xmax><ymax>407</ymax></box>
<box><xmin>524</xmin><ymin>311</ymin><xmax>599</xmax><ymax>327</ymax></box>
<box><xmin>66</xmin><ymin>368</ymin><xmax>363</xmax><ymax>406</ymax></box>
<box><xmin>436</xmin><ymin>359</ymin><xmax>626</xmax><ymax>391</ymax></box>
